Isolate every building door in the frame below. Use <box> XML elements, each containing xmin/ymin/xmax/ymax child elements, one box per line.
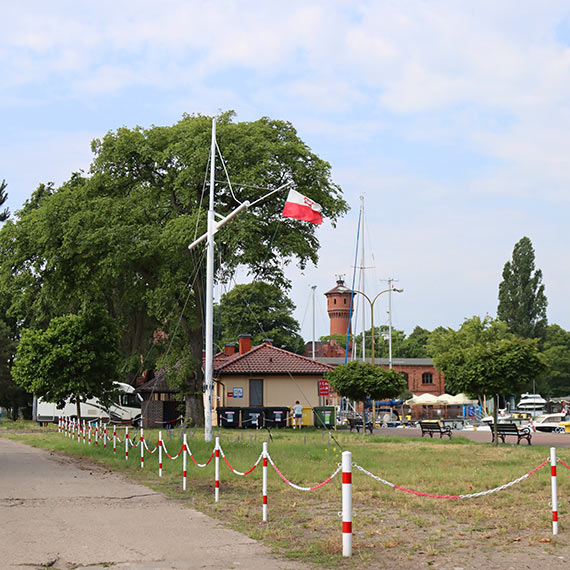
<box><xmin>249</xmin><ymin>379</ymin><xmax>263</xmax><ymax>406</ymax></box>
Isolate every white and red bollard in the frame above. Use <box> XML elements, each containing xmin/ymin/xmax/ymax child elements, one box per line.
<box><xmin>342</xmin><ymin>450</ymin><xmax>353</xmax><ymax>557</ymax></box>
<box><xmin>262</xmin><ymin>441</ymin><xmax>268</xmax><ymax>522</ymax></box>
<box><xmin>551</xmin><ymin>447</ymin><xmax>558</xmax><ymax>535</ymax></box>
<box><xmin>140</xmin><ymin>428</ymin><xmax>145</xmax><ymax>469</ymax></box>
<box><xmin>125</xmin><ymin>426</ymin><xmax>129</xmax><ymax>461</ymax></box>
<box><xmin>182</xmin><ymin>433</ymin><xmax>188</xmax><ymax>491</ymax></box>
<box><xmin>214</xmin><ymin>437</ymin><xmax>220</xmax><ymax>502</ymax></box>
<box><xmin>158</xmin><ymin>431</ymin><xmax>163</xmax><ymax>477</ymax></box>
<box><xmin>113</xmin><ymin>425</ymin><xmax>117</xmax><ymax>454</ymax></box>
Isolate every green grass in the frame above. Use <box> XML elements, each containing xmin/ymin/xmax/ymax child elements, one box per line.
<box><xmin>2</xmin><ymin>421</ymin><xmax>569</xmax><ymax>568</ymax></box>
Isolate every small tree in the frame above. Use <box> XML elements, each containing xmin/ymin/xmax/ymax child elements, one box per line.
<box><xmin>12</xmin><ymin>306</ymin><xmax>121</xmax><ymax>419</ymax></box>
<box><xmin>217</xmin><ymin>281</ymin><xmax>304</xmax><ymax>353</ymax></box>
<box><xmin>327</xmin><ymin>360</ymin><xmax>407</xmax><ymax>407</ymax></box>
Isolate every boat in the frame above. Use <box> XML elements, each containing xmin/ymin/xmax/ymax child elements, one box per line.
<box><xmin>516</xmin><ymin>393</ymin><xmax>547</xmax><ymax>416</ymax></box>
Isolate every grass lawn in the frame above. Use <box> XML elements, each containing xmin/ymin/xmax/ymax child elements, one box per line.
<box><xmin>2</xmin><ymin>420</ymin><xmax>569</xmax><ymax>568</ymax></box>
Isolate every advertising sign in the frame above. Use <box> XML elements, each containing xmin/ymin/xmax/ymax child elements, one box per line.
<box><xmin>318</xmin><ymin>379</ymin><xmax>330</xmax><ymax>397</ymax></box>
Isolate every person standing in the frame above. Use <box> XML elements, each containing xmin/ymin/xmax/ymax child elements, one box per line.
<box><xmin>292</xmin><ymin>401</ymin><xmax>303</xmax><ymax>429</ymax></box>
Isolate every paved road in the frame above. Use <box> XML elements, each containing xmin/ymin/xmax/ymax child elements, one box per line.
<box><xmin>0</xmin><ymin>438</ymin><xmax>306</xmax><ymax>570</ymax></box>
<box><xmin>375</xmin><ymin>425</ymin><xmax>570</xmax><ymax>446</ymax></box>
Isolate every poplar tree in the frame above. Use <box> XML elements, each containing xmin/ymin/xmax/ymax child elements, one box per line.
<box><xmin>497</xmin><ymin>236</ymin><xmax>547</xmax><ymax>339</ymax></box>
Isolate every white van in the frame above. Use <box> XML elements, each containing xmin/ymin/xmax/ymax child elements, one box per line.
<box><xmin>35</xmin><ymin>382</ymin><xmax>142</xmax><ymax>425</ymax></box>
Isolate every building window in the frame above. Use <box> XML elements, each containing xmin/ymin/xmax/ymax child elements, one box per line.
<box><xmin>401</xmin><ymin>372</ymin><xmax>409</xmax><ymax>386</ymax></box>
<box><xmin>334</xmin><ymin>298</ymin><xmax>337</xmax><ymax>305</ymax></box>
<box><xmin>422</xmin><ymin>372</ymin><xmax>433</xmax><ymax>385</ymax></box>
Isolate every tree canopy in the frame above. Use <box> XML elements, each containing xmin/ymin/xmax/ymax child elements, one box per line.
<box><xmin>327</xmin><ymin>360</ymin><xmax>407</xmax><ymax>402</ymax></box>
<box><xmin>12</xmin><ymin>307</ymin><xmax>121</xmax><ymax>418</ymax></box>
<box><xmin>0</xmin><ymin>112</ymin><xmax>348</xmax><ymax>424</ymax></box>
<box><xmin>497</xmin><ymin>236</ymin><xmax>547</xmax><ymax>339</ymax></box>
<box><xmin>217</xmin><ymin>281</ymin><xmax>304</xmax><ymax>353</ymax></box>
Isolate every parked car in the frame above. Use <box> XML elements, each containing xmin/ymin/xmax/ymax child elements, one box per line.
<box><xmin>531</xmin><ymin>413</ymin><xmax>567</xmax><ymax>433</ymax></box>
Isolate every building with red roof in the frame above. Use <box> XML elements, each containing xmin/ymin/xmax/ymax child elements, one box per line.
<box><xmin>213</xmin><ymin>334</ymin><xmax>333</xmax><ymax>426</ymax></box>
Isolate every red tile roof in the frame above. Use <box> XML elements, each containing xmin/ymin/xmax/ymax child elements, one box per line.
<box><xmin>214</xmin><ymin>343</ymin><xmax>333</xmax><ymax>375</ymax></box>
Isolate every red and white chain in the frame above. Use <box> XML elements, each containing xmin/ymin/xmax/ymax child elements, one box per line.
<box><xmin>353</xmin><ymin>459</ymin><xmax>549</xmax><ymax>499</ymax></box>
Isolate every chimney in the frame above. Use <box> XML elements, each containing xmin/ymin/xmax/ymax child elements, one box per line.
<box><xmin>224</xmin><ymin>343</ymin><xmax>236</xmax><ymax>356</ymax></box>
<box><xmin>238</xmin><ymin>334</ymin><xmax>252</xmax><ymax>354</ymax></box>
<box><xmin>262</xmin><ymin>338</ymin><xmax>273</xmax><ymax>346</ymax></box>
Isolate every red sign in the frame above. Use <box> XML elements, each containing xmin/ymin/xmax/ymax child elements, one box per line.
<box><xmin>318</xmin><ymin>379</ymin><xmax>330</xmax><ymax>396</ymax></box>
<box><xmin>227</xmin><ymin>392</ymin><xmax>233</xmax><ymax>398</ymax></box>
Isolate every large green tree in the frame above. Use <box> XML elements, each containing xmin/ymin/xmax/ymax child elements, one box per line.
<box><xmin>0</xmin><ymin>113</ymin><xmax>348</xmax><ymax>425</ymax></box>
<box><xmin>217</xmin><ymin>281</ymin><xmax>304</xmax><ymax>353</ymax></box>
<box><xmin>497</xmin><ymin>236</ymin><xmax>547</xmax><ymax>339</ymax></box>
<box><xmin>433</xmin><ymin>336</ymin><xmax>546</xmax><ymax>444</ymax></box>
<box><xmin>536</xmin><ymin>324</ymin><xmax>570</xmax><ymax>397</ymax></box>
<box><xmin>12</xmin><ymin>306</ymin><xmax>122</xmax><ymax>419</ymax></box>
<box><xmin>0</xmin><ymin>180</ymin><xmax>10</xmax><ymax>222</ymax></box>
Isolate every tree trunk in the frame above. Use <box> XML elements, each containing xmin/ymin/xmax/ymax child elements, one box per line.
<box><xmin>493</xmin><ymin>394</ymin><xmax>499</xmax><ymax>447</ymax></box>
<box><xmin>76</xmin><ymin>395</ymin><xmax>82</xmax><ymax>422</ymax></box>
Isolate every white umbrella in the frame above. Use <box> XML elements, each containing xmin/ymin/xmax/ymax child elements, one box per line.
<box><xmin>407</xmin><ymin>393</ymin><xmax>441</xmax><ymax>405</ymax></box>
<box><xmin>436</xmin><ymin>393</ymin><xmax>456</xmax><ymax>405</ymax></box>
<box><xmin>451</xmin><ymin>393</ymin><xmax>477</xmax><ymax>405</ymax></box>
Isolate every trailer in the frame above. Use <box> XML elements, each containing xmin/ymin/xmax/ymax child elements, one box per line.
<box><xmin>35</xmin><ymin>382</ymin><xmax>142</xmax><ymax>425</ymax></box>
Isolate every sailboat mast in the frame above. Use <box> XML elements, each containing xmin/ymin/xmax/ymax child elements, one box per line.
<box><xmin>359</xmin><ymin>196</ymin><xmax>366</xmax><ymax>362</ymax></box>
<box><xmin>204</xmin><ymin>118</ymin><xmax>216</xmax><ymax>442</ymax></box>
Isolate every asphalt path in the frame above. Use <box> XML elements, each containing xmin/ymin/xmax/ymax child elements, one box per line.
<box><xmin>0</xmin><ymin>438</ymin><xmax>306</xmax><ymax>570</ymax></box>
<box><xmin>374</xmin><ymin>425</ymin><xmax>570</xmax><ymax>446</ymax></box>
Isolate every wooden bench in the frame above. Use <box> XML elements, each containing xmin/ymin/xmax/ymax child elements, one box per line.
<box><xmin>347</xmin><ymin>417</ymin><xmax>374</xmax><ymax>434</ymax></box>
<box><xmin>491</xmin><ymin>423</ymin><xmax>532</xmax><ymax>445</ymax></box>
<box><xmin>419</xmin><ymin>420</ymin><xmax>452</xmax><ymax>439</ymax></box>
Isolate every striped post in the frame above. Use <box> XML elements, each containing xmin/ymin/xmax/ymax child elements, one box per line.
<box><xmin>342</xmin><ymin>450</ymin><xmax>353</xmax><ymax>557</ymax></box>
<box><xmin>113</xmin><ymin>425</ymin><xmax>117</xmax><ymax>454</ymax></box>
<box><xmin>88</xmin><ymin>422</ymin><xmax>92</xmax><ymax>445</ymax></box>
<box><xmin>182</xmin><ymin>434</ymin><xmax>188</xmax><ymax>491</ymax></box>
<box><xmin>103</xmin><ymin>423</ymin><xmax>107</xmax><ymax>449</ymax></box>
<box><xmin>214</xmin><ymin>437</ymin><xmax>220</xmax><ymax>502</ymax></box>
<box><xmin>262</xmin><ymin>441</ymin><xmax>268</xmax><ymax>522</ymax></box>
<box><xmin>94</xmin><ymin>422</ymin><xmax>99</xmax><ymax>445</ymax></box>
<box><xmin>125</xmin><ymin>426</ymin><xmax>129</xmax><ymax>461</ymax></box>
<box><xmin>551</xmin><ymin>447</ymin><xmax>558</xmax><ymax>535</ymax></box>
<box><xmin>82</xmin><ymin>420</ymin><xmax>86</xmax><ymax>444</ymax></box>
<box><xmin>158</xmin><ymin>431</ymin><xmax>163</xmax><ymax>477</ymax></box>
<box><xmin>140</xmin><ymin>428</ymin><xmax>145</xmax><ymax>469</ymax></box>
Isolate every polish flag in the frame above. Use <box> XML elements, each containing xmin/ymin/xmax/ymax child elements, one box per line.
<box><xmin>281</xmin><ymin>189</ymin><xmax>323</xmax><ymax>225</ymax></box>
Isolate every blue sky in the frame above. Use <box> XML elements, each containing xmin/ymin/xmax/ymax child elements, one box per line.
<box><xmin>2</xmin><ymin>1</ymin><xmax>570</xmax><ymax>343</ymax></box>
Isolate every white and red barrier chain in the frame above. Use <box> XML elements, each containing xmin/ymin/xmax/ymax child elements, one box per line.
<box><xmin>56</xmin><ymin>420</ymin><xmax>570</xmax><ymax>556</ymax></box>
<box><xmin>352</xmin><ymin>458</ymin><xmax>549</xmax><ymax>499</ymax></box>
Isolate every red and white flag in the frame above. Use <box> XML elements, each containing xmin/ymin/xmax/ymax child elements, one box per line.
<box><xmin>281</xmin><ymin>189</ymin><xmax>323</xmax><ymax>225</ymax></box>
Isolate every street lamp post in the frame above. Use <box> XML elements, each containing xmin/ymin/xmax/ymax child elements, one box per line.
<box><xmin>352</xmin><ymin>286</ymin><xmax>404</xmax><ymax>428</ymax></box>
<box><xmin>352</xmin><ymin>288</ymin><xmax>403</xmax><ymax>366</ymax></box>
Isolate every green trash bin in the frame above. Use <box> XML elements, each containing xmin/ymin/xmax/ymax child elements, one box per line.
<box><xmin>314</xmin><ymin>406</ymin><xmax>336</xmax><ymax>428</ymax></box>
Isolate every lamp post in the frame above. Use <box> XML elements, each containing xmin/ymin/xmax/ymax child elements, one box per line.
<box><xmin>352</xmin><ymin>286</ymin><xmax>403</xmax><ymax>429</ymax></box>
<box><xmin>352</xmin><ymin>287</ymin><xmax>403</xmax><ymax>366</ymax></box>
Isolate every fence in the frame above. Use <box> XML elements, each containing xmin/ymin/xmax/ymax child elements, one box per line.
<box><xmin>58</xmin><ymin>417</ymin><xmax>567</xmax><ymax>558</ymax></box>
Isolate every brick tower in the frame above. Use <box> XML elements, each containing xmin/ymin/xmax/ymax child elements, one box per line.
<box><xmin>325</xmin><ymin>277</ymin><xmax>353</xmax><ymax>336</ymax></box>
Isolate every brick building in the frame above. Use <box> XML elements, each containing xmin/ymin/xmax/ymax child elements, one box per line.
<box><xmin>305</xmin><ymin>278</ymin><xmax>445</xmax><ymax>396</ymax></box>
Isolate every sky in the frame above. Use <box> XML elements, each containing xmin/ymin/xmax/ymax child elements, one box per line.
<box><xmin>2</xmin><ymin>1</ymin><xmax>570</xmax><ymax>344</ymax></box>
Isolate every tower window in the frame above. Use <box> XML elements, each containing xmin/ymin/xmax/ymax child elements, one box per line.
<box><xmin>334</xmin><ymin>299</ymin><xmax>336</xmax><ymax>305</ymax></box>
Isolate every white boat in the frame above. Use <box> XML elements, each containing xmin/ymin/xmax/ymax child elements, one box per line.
<box><xmin>516</xmin><ymin>393</ymin><xmax>547</xmax><ymax>416</ymax></box>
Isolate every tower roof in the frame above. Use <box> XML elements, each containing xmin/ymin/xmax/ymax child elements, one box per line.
<box><xmin>325</xmin><ymin>278</ymin><xmax>353</xmax><ymax>296</ymax></box>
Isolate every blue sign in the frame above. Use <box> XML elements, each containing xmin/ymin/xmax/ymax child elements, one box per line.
<box><xmin>233</xmin><ymin>387</ymin><xmax>243</xmax><ymax>398</ymax></box>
